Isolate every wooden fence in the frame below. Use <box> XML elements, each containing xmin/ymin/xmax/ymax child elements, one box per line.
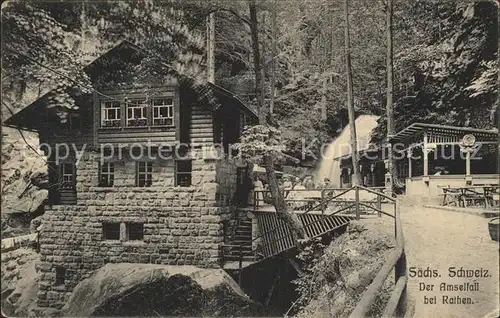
<box><xmin>349</xmin><ymin>195</ymin><xmax>408</xmax><ymax>317</ymax></box>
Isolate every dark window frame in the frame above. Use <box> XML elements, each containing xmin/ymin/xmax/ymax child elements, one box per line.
<box><xmin>60</xmin><ymin>162</ymin><xmax>76</xmax><ymax>189</ymax></box>
<box><xmin>98</xmin><ymin>162</ymin><xmax>115</xmax><ymax>187</ymax></box>
<box><xmin>125</xmin><ymin>223</ymin><xmax>144</xmax><ymax>241</ymax></box>
<box><xmin>136</xmin><ymin>161</ymin><xmax>153</xmax><ymax>187</ymax></box>
<box><xmin>102</xmin><ymin>222</ymin><xmax>121</xmax><ymax>240</ymax></box>
<box><xmin>175</xmin><ymin>160</ymin><xmax>192</xmax><ymax>187</ymax></box>
<box><xmin>55</xmin><ymin>266</ymin><xmax>66</xmax><ymax>285</ymax></box>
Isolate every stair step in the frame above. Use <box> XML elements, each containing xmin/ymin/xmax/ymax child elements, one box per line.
<box><xmin>232</xmin><ymin>229</ymin><xmax>251</xmax><ymax>234</ymax></box>
<box><xmin>228</xmin><ymin>242</ymin><xmax>252</xmax><ymax>251</ymax></box>
<box><xmin>224</xmin><ymin>248</ymin><xmax>253</xmax><ymax>255</ymax></box>
<box><xmin>231</xmin><ymin>240</ymin><xmax>252</xmax><ymax>245</ymax></box>
<box><xmin>234</xmin><ymin>234</ymin><xmax>252</xmax><ymax>239</ymax></box>
<box><xmin>223</xmin><ymin>255</ymin><xmax>255</xmax><ymax>262</ymax></box>
<box><xmin>235</xmin><ymin>228</ymin><xmax>252</xmax><ymax>232</ymax></box>
<box><xmin>224</xmin><ymin>250</ymin><xmax>253</xmax><ymax>257</ymax></box>
<box><xmin>226</xmin><ymin>249</ymin><xmax>253</xmax><ymax>254</ymax></box>
<box><xmin>237</xmin><ymin>225</ymin><xmax>252</xmax><ymax>230</ymax></box>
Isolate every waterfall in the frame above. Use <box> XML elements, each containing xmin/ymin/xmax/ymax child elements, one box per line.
<box><xmin>316</xmin><ymin>115</ymin><xmax>379</xmax><ymax>187</ymax></box>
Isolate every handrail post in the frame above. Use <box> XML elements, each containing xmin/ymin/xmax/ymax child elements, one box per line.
<box><xmin>394</xmin><ymin>202</ymin><xmax>407</xmax><ymax>315</ymax></box>
<box><xmin>238</xmin><ymin>244</ymin><xmax>243</xmax><ymax>286</ymax></box>
<box><xmin>218</xmin><ymin>245</ymin><xmax>225</xmax><ymax>268</ymax></box>
<box><xmin>321</xmin><ymin>189</ymin><xmax>325</xmax><ymax>215</ymax></box>
<box><xmin>377</xmin><ymin>189</ymin><xmax>382</xmax><ymax>217</ymax></box>
<box><xmin>395</xmin><ymin>252</ymin><xmax>408</xmax><ymax>316</ymax></box>
<box><xmin>253</xmin><ymin>190</ymin><xmax>257</xmax><ymax>212</ymax></box>
<box><xmin>355</xmin><ymin>186</ymin><xmax>360</xmax><ymax>219</ymax></box>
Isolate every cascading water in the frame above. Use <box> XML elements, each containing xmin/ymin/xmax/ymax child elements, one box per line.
<box><xmin>316</xmin><ymin>115</ymin><xmax>379</xmax><ymax>187</ymax></box>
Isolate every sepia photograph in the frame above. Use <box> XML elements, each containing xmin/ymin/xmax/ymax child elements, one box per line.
<box><xmin>1</xmin><ymin>0</ymin><xmax>499</xmax><ymax>317</ymax></box>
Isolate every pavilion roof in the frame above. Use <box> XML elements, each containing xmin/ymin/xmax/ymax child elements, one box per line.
<box><xmin>391</xmin><ymin>123</ymin><xmax>498</xmax><ymax>142</ymax></box>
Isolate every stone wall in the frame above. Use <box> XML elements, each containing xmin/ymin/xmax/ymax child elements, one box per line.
<box><xmin>37</xmin><ymin>150</ymin><xmax>243</xmax><ymax>309</ymax></box>
<box><xmin>215</xmin><ymin>156</ymin><xmax>240</xmax><ymax>206</ymax></box>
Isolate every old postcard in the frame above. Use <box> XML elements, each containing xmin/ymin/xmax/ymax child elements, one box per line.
<box><xmin>1</xmin><ymin>0</ymin><xmax>498</xmax><ymax>317</ymax></box>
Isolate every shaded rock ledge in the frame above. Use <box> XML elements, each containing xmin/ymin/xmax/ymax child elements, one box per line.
<box><xmin>62</xmin><ymin>263</ymin><xmax>264</xmax><ymax>317</ymax></box>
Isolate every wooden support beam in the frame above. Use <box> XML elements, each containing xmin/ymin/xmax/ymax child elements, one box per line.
<box><xmin>423</xmin><ymin>130</ymin><xmax>429</xmax><ymax>176</ymax></box>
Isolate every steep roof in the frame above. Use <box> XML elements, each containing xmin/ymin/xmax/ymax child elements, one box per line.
<box><xmin>4</xmin><ymin>40</ymin><xmax>257</xmax><ymax>131</ymax></box>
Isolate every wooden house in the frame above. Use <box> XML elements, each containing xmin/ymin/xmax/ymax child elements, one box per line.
<box><xmin>3</xmin><ymin>40</ymin><xmax>258</xmax><ymax>309</ymax></box>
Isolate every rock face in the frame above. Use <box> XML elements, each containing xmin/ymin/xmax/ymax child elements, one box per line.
<box><xmin>62</xmin><ymin>264</ymin><xmax>263</xmax><ymax>317</ymax></box>
<box><xmin>1</xmin><ymin>248</ymin><xmax>40</xmax><ymax>317</ymax></box>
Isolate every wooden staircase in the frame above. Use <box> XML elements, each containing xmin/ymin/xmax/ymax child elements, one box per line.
<box><xmin>220</xmin><ymin>186</ymin><xmax>394</xmax><ymax>269</ymax></box>
<box><xmin>220</xmin><ymin>214</ymin><xmax>254</xmax><ymax>264</ymax></box>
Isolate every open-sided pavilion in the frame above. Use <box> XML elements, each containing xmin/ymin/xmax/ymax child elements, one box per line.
<box><xmin>391</xmin><ymin>123</ymin><xmax>498</xmax><ymax>198</ymax></box>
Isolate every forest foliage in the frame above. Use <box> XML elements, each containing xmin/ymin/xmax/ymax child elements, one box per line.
<box><xmin>1</xmin><ymin>0</ymin><xmax>498</xmax><ymax>159</ymax></box>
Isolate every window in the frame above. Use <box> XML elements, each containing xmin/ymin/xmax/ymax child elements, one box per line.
<box><xmin>125</xmin><ymin>223</ymin><xmax>144</xmax><ymax>241</ymax></box>
<box><xmin>175</xmin><ymin>160</ymin><xmax>192</xmax><ymax>187</ymax></box>
<box><xmin>136</xmin><ymin>162</ymin><xmax>152</xmax><ymax>187</ymax></box>
<box><xmin>127</xmin><ymin>99</ymin><xmax>148</xmax><ymax>127</ymax></box>
<box><xmin>99</xmin><ymin>162</ymin><xmax>114</xmax><ymax>187</ymax></box>
<box><xmin>152</xmin><ymin>98</ymin><xmax>174</xmax><ymax>126</ymax></box>
<box><xmin>60</xmin><ymin>163</ymin><xmax>75</xmax><ymax>189</ymax></box>
<box><xmin>59</xmin><ymin>112</ymin><xmax>81</xmax><ymax>130</ymax></box>
<box><xmin>101</xmin><ymin>101</ymin><xmax>121</xmax><ymax>127</ymax></box>
<box><xmin>102</xmin><ymin>223</ymin><xmax>120</xmax><ymax>240</ymax></box>
<box><xmin>55</xmin><ymin>266</ymin><xmax>65</xmax><ymax>285</ymax></box>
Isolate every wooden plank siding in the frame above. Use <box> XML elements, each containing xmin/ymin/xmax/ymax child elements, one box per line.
<box><xmin>97</xmin><ymin>128</ymin><xmax>177</xmax><ymax>145</ymax></box>
<box><xmin>40</xmin><ymin>130</ymin><xmax>94</xmax><ymax>148</ymax></box>
<box><xmin>190</xmin><ymin>103</ymin><xmax>214</xmax><ymax>146</ymax></box>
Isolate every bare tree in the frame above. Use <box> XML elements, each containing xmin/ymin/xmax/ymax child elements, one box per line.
<box><xmin>248</xmin><ymin>0</ymin><xmax>305</xmax><ymax>242</ymax></box>
<box><xmin>343</xmin><ymin>0</ymin><xmax>361</xmax><ymax>185</ymax></box>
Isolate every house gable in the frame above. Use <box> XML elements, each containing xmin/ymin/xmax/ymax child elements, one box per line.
<box><xmin>4</xmin><ymin>40</ymin><xmax>257</xmax><ymax>148</ymax></box>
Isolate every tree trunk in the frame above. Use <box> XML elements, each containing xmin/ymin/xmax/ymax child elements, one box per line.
<box><xmin>321</xmin><ymin>77</ymin><xmax>328</xmax><ymax>121</ymax></box>
<box><xmin>386</xmin><ymin>0</ymin><xmax>396</xmax><ymax>187</ymax></box>
<box><xmin>249</xmin><ymin>0</ymin><xmax>304</xmax><ymax>242</ymax></box>
<box><xmin>343</xmin><ymin>0</ymin><xmax>361</xmax><ymax>186</ymax></box>
<box><xmin>269</xmin><ymin>0</ymin><xmax>277</xmax><ymax>115</ymax></box>
<box><xmin>206</xmin><ymin>12</ymin><xmax>216</xmax><ymax>84</ymax></box>
<box><xmin>496</xmin><ymin>0</ymin><xmax>500</xmax><ymax>175</ymax></box>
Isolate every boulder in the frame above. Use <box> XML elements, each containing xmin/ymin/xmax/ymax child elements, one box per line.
<box><xmin>62</xmin><ymin>264</ymin><xmax>263</xmax><ymax>317</ymax></box>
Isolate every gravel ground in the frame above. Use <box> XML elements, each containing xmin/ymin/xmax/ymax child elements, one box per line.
<box><xmin>400</xmin><ymin>206</ymin><xmax>499</xmax><ymax>318</ymax></box>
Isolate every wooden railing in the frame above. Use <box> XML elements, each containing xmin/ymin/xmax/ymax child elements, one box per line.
<box><xmin>250</xmin><ymin>186</ymin><xmax>396</xmax><ymax>259</ymax></box>
<box><xmin>222</xmin><ymin>185</ymin><xmax>408</xmax><ymax>317</ymax></box>
<box><xmin>218</xmin><ymin>243</ymin><xmax>245</xmax><ymax>285</ymax></box>
<box><xmin>349</xmin><ymin>192</ymin><xmax>408</xmax><ymax>317</ymax></box>
<box><xmin>253</xmin><ymin>186</ymin><xmax>391</xmax><ymax>216</ymax></box>
<box><xmin>252</xmin><ymin>185</ymin><xmax>408</xmax><ymax>316</ymax></box>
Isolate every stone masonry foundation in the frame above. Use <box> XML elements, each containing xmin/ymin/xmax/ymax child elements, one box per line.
<box><xmin>36</xmin><ymin>149</ymin><xmax>241</xmax><ymax>309</ymax></box>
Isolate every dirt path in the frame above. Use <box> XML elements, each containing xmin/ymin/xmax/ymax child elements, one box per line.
<box><xmin>400</xmin><ymin>206</ymin><xmax>499</xmax><ymax>318</ymax></box>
